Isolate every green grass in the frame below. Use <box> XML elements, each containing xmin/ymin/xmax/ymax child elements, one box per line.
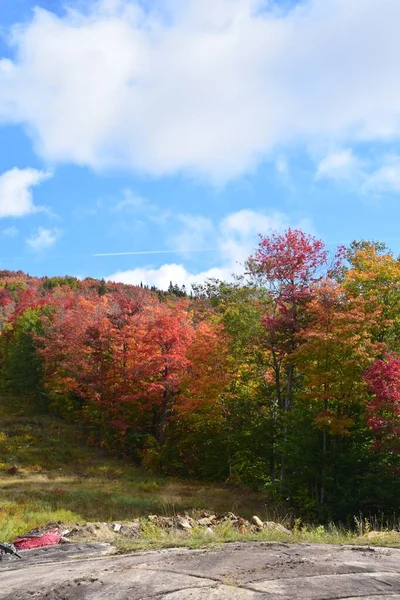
<box><xmin>2</xmin><ymin>394</ymin><xmax>400</xmax><ymax>550</ymax></box>
<box><xmin>113</xmin><ymin>520</ymin><xmax>400</xmax><ymax>552</ymax></box>
<box><xmin>0</xmin><ymin>394</ymin><xmax>267</xmax><ymax>541</ymax></box>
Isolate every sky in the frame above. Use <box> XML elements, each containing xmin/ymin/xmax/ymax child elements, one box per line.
<box><xmin>1</xmin><ymin>0</ymin><xmax>400</xmax><ymax>290</ymax></box>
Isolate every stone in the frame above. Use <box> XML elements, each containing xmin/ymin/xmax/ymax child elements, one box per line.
<box><xmin>251</xmin><ymin>516</ymin><xmax>264</xmax><ymax>529</ymax></box>
<box><xmin>264</xmin><ymin>521</ymin><xmax>292</xmax><ymax>535</ymax></box>
<box><xmin>176</xmin><ymin>517</ymin><xmax>192</xmax><ymax>531</ymax></box>
<box><xmin>197</xmin><ymin>517</ymin><xmax>215</xmax><ymax>527</ymax></box>
<box><xmin>3</xmin><ymin>542</ymin><xmax>400</xmax><ymax>599</ymax></box>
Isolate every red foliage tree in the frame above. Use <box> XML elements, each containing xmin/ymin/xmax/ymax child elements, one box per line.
<box><xmin>38</xmin><ymin>294</ymin><xmax>115</xmax><ymax>418</ymax></box>
<box><xmin>126</xmin><ymin>300</ymin><xmax>196</xmax><ymax>444</ymax></box>
<box><xmin>247</xmin><ymin>228</ymin><xmax>344</xmax><ymax>412</ymax></box>
<box><xmin>364</xmin><ymin>354</ymin><xmax>400</xmax><ymax>453</ymax></box>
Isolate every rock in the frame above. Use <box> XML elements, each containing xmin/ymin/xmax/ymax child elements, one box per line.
<box><xmin>148</xmin><ymin>515</ymin><xmax>157</xmax><ymax>523</ymax></box>
<box><xmin>197</xmin><ymin>517</ymin><xmax>215</xmax><ymax>527</ymax></box>
<box><xmin>216</xmin><ymin>512</ymin><xmax>238</xmax><ymax>523</ymax></box>
<box><xmin>120</xmin><ymin>520</ymin><xmax>141</xmax><ymax>538</ymax></box>
<box><xmin>235</xmin><ymin>518</ymin><xmax>250</xmax><ymax>533</ymax></box>
<box><xmin>176</xmin><ymin>516</ymin><xmax>192</xmax><ymax>531</ymax></box>
<box><xmin>164</xmin><ymin>517</ymin><xmax>176</xmax><ymax>528</ymax></box>
<box><xmin>3</xmin><ymin>541</ymin><xmax>400</xmax><ymax>599</ymax></box>
<box><xmin>227</xmin><ymin>512</ymin><xmax>238</xmax><ymax>520</ymax></box>
<box><xmin>205</xmin><ymin>527</ymin><xmax>215</xmax><ymax>536</ymax></box>
<box><xmin>112</xmin><ymin>523</ymin><xmax>122</xmax><ymax>533</ymax></box>
<box><xmin>66</xmin><ymin>522</ymin><xmax>116</xmax><ymax>542</ymax></box>
<box><xmin>148</xmin><ymin>515</ymin><xmax>168</xmax><ymax>528</ymax></box>
<box><xmin>60</xmin><ymin>530</ymin><xmax>70</xmax><ymax>537</ymax></box>
<box><xmin>200</xmin><ymin>510</ymin><xmax>211</xmax><ymax>518</ymax></box>
<box><xmin>264</xmin><ymin>521</ymin><xmax>292</xmax><ymax>535</ymax></box>
<box><xmin>251</xmin><ymin>516</ymin><xmax>264</xmax><ymax>529</ymax></box>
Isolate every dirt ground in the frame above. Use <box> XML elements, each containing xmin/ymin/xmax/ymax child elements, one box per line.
<box><xmin>1</xmin><ymin>541</ymin><xmax>400</xmax><ymax>599</ymax></box>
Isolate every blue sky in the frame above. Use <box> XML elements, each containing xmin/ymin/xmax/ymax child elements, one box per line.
<box><xmin>1</xmin><ymin>0</ymin><xmax>400</xmax><ymax>289</ymax></box>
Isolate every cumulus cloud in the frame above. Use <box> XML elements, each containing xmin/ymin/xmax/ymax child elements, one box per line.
<box><xmin>109</xmin><ymin>263</ymin><xmax>233</xmax><ymax>290</ymax></box>
<box><xmin>107</xmin><ymin>208</ymin><xmax>312</xmax><ymax>289</ymax></box>
<box><xmin>0</xmin><ymin>167</ymin><xmax>51</xmax><ymax>218</ymax></box>
<box><xmin>316</xmin><ymin>150</ymin><xmax>400</xmax><ymax>194</ymax></box>
<box><xmin>26</xmin><ymin>226</ymin><xmax>61</xmax><ymax>251</ymax></box>
<box><xmin>1</xmin><ymin>0</ymin><xmax>400</xmax><ymax>182</ymax></box>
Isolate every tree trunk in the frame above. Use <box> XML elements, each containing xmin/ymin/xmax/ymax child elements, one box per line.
<box><xmin>285</xmin><ymin>363</ymin><xmax>294</xmax><ymax>413</ymax></box>
<box><xmin>159</xmin><ymin>387</ymin><xmax>169</xmax><ymax>446</ymax></box>
<box><xmin>158</xmin><ymin>359</ymin><xmax>169</xmax><ymax>446</ymax></box>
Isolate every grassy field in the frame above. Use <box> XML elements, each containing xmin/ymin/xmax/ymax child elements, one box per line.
<box><xmin>0</xmin><ymin>394</ymin><xmax>271</xmax><ymax>541</ymax></box>
<box><xmin>1</xmin><ymin>394</ymin><xmax>400</xmax><ymax>549</ymax></box>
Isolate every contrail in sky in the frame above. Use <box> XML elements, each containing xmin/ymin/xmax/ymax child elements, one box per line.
<box><xmin>2</xmin><ymin>237</ymin><xmax>400</xmax><ymax>263</ymax></box>
<box><xmin>0</xmin><ymin>248</ymin><xmax>216</xmax><ymax>262</ymax></box>
<box><xmin>92</xmin><ymin>248</ymin><xmax>216</xmax><ymax>257</ymax></box>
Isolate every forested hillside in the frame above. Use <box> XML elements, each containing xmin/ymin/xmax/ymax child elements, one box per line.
<box><xmin>1</xmin><ymin>229</ymin><xmax>400</xmax><ymax>522</ymax></box>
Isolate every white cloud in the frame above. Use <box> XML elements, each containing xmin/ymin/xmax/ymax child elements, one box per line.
<box><xmin>219</xmin><ymin>208</ymin><xmax>313</xmax><ymax>265</ymax></box>
<box><xmin>363</xmin><ymin>155</ymin><xmax>400</xmax><ymax>193</ymax></box>
<box><xmin>26</xmin><ymin>226</ymin><xmax>61</xmax><ymax>251</ymax></box>
<box><xmin>316</xmin><ymin>149</ymin><xmax>361</xmax><ymax>181</ymax></box>
<box><xmin>107</xmin><ymin>208</ymin><xmax>312</xmax><ymax>289</ymax></box>
<box><xmin>316</xmin><ymin>151</ymin><xmax>400</xmax><ymax>194</ymax></box>
<box><xmin>108</xmin><ymin>263</ymin><xmax>232</xmax><ymax>289</ymax></box>
<box><xmin>219</xmin><ymin>209</ymin><xmax>283</xmax><ymax>265</ymax></box>
<box><xmin>1</xmin><ymin>0</ymin><xmax>400</xmax><ymax>182</ymax></box>
<box><xmin>0</xmin><ymin>167</ymin><xmax>51</xmax><ymax>218</ymax></box>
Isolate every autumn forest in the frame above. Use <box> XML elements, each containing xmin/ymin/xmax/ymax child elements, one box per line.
<box><xmin>1</xmin><ymin>229</ymin><xmax>400</xmax><ymax>523</ymax></box>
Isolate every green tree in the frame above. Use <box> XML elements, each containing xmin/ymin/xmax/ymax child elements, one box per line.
<box><xmin>0</xmin><ymin>307</ymin><xmax>47</xmax><ymax>407</ymax></box>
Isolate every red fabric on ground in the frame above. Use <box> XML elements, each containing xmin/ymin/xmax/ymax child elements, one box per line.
<box><xmin>13</xmin><ymin>530</ymin><xmax>61</xmax><ymax>550</ymax></box>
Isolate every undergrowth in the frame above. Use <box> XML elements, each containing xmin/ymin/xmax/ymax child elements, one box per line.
<box><xmin>114</xmin><ymin>520</ymin><xmax>400</xmax><ymax>552</ymax></box>
<box><xmin>0</xmin><ymin>394</ymin><xmax>267</xmax><ymax>540</ymax></box>
<box><xmin>1</xmin><ymin>394</ymin><xmax>400</xmax><ymax>550</ymax></box>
